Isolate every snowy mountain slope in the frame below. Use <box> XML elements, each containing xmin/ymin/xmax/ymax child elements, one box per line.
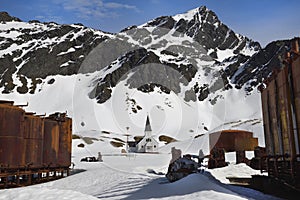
<box><xmin>0</xmin><ymin>6</ymin><xmax>292</xmax><ymax>150</ymax></box>
<box><xmin>0</xmin><ymin>12</ymin><xmax>112</xmax><ymax>94</ymax></box>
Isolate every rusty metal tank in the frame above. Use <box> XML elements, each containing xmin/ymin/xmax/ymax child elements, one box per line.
<box><xmin>43</xmin><ymin>112</ymin><xmax>72</xmax><ymax>168</ymax></box>
<box><xmin>24</xmin><ymin>112</ymin><xmax>44</xmax><ymax>168</ymax></box>
<box><xmin>209</xmin><ymin>130</ymin><xmax>258</xmax><ymax>152</ymax></box>
<box><xmin>57</xmin><ymin>114</ymin><xmax>72</xmax><ymax>167</ymax></box>
<box><xmin>43</xmin><ymin>118</ymin><xmax>59</xmax><ymax>167</ymax></box>
<box><xmin>0</xmin><ymin>101</ymin><xmax>26</xmax><ymax>168</ymax></box>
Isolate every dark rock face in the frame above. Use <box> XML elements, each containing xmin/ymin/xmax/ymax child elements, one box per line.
<box><xmin>0</xmin><ymin>12</ymin><xmax>21</xmax><ymax>22</ymax></box>
<box><xmin>145</xmin><ymin>6</ymin><xmax>260</xmax><ymax>54</ymax></box>
<box><xmin>146</xmin><ymin>16</ymin><xmax>176</xmax><ymax>30</ymax></box>
<box><xmin>91</xmin><ymin>48</ymin><xmax>198</xmax><ymax>103</ymax></box>
<box><xmin>232</xmin><ymin>39</ymin><xmax>294</xmax><ymax>92</ymax></box>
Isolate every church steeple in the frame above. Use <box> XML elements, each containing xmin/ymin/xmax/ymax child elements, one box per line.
<box><xmin>145</xmin><ymin>115</ymin><xmax>152</xmax><ymax>132</ymax></box>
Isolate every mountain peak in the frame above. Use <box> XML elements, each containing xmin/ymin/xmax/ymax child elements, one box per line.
<box><xmin>0</xmin><ymin>11</ymin><xmax>22</xmax><ymax>22</ymax></box>
<box><xmin>172</xmin><ymin>5</ymin><xmax>216</xmax><ymax>22</ymax></box>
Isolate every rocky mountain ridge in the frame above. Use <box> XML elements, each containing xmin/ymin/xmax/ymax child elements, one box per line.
<box><xmin>0</xmin><ymin>7</ymin><xmax>295</xmax><ymax>104</ymax></box>
<box><xmin>0</xmin><ymin>12</ymin><xmax>111</xmax><ymax>94</ymax></box>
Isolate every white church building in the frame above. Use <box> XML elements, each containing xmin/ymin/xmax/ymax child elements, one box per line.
<box><xmin>135</xmin><ymin>115</ymin><xmax>159</xmax><ymax>153</ymax></box>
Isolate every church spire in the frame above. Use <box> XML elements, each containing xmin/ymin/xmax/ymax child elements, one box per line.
<box><xmin>145</xmin><ymin>115</ymin><xmax>152</xmax><ymax>132</ymax></box>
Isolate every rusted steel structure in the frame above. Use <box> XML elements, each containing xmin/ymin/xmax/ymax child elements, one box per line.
<box><xmin>209</xmin><ymin>130</ymin><xmax>258</xmax><ymax>152</ymax></box>
<box><xmin>259</xmin><ymin>38</ymin><xmax>300</xmax><ymax>188</ymax></box>
<box><xmin>43</xmin><ymin>118</ymin><xmax>60</xmax><ymax>167</ymax></box>
<box><xmin>47</xmin><ymin>113</ymin><xmax>72</xmax><ymax>168</ymax></box>
<box><xmin>208</xmin><ymin>130</ymin><xmax>258</xmax><ymax>169</ymax></box>
<box><xmin>249</xmin><ymin>146</ymin><xmax>267</xmax><ymax>170</ymax></box>
<box><xmin>24</xmin><ymin>112</ymin><xmax>44</xmax><ymax>168</ymax></box>
<box><xmin>0</xmin><ymin>101</ymin><xmax>72</xmax><ymax>188</ymax></box>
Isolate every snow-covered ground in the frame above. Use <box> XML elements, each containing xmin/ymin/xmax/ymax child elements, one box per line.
<box><xmin>0</xmin><ymin>155</ymin><xmax>280</xmax><ymax>200</ymax></box>
<box><xmin>0</xmin><ymin>73</ymin><xmax>271</xmax><ymax>199</ymax></box>
<box><xmin>0</xmin><ymin>133</ymin><xmax>281</xmax><ymax>200</ymax></box>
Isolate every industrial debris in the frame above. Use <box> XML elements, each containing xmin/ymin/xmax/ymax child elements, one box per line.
<box><xmin>208</xmin><ymin>130</ymin><xmax>259</xmax><ymax>169</ymax></box>
<box><xmin>80</xmin><ymin>152</ymin><xmax>103</xmax><ymax>162</ymax></box>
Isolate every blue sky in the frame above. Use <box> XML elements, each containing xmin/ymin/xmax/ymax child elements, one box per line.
<box><xmin>1</xmin><ymin>0</ymin><xmax>299</xmax><ymax>47</ymax></box>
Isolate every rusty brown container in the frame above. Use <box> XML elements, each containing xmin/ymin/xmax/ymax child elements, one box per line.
<box><xmin>57</xmin><ymin>116</ymin><xmax>72</xmax><ymax>167</ymax></box>
<box><xmin>0</xmin><ymin>101</ymin><xmax>25</xmax><ymax>137</ymax></box>
<box><xmin>0</xmin><ymin>101</ymin><xmax>26</xmax><ymax>168</ymax></box>
<box><xmin>43</xmin><ymin>118</ymin><xmax>59</xmax><ymax>167</ymax></box>
<box><xmin>209</xmin><ymin>130</ymin><xmax>258</xmax><ymax>152</ymax></box>
<box><xmin>0</xmin><ymin>137</ymin><xmax>25</xmax><ymax>168</ymax></box>
<box><xmin>24</xmin><ymin>113</ymin><xmax>44</xmax><ymax>168</ymax></box>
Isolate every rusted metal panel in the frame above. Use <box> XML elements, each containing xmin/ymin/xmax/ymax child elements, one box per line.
<box><xmin>235</xmin><ymin>137</ymin><xmax>258</xmax><ymax>151</ymax></box>
<box><xmin>0</xmin><ymin>104</ymin><xmax>25</xmax><ymax>137</ymax></box>
<box><xmin>261</xmin><ymin>87</ymin><xmax>272</xmax><ymax>155</ymax></box>
<box><xmin>292</xmin><ymin>59</ymin><xmax>300</xmax><ymax>93</ymax></box>
<box><xmin>24</xmin><ymin>114</ymin><xmax>44</xmax><ymax>139</ymax></box>
<box><xmin>292</xmin><ymin>58</ymin><xmax>300</xmax><ymax>150</ymax></box>
<box><xmin>0</xmin><ymin>102</ymin><xmax>26</xmax><ymax>168</ymax></box>
<box><xmin>25</xmin><ymin>139</ymin><xmax>43</xmax><ymax>168</ymax></box>
<box><xmin>0</xmin><ymin>137</ymin><xmax>25</xmax><ymax>168</ymax></box>
<box><xmin>23</xmin><ymin>114</ymin><xmax>44</xmax><ymax>168</ymax></box>
<box><xmin>268</xmin><ymin>80</ymin><xmax>281</xmax><ymax>155</ymax></box>
<box><xmin>209</xmin><ymin>130</ymin><xmax>258</xmax><ymax>152</ymax></box>
<box><xmin>57</xmin><ymin>117</ymin><xmax>72</xmax><ymax>167</ymax></box>
<box><xmin>277</xmin><ymin>71</ymin><xmax>292</xmax><ymax>155</ymax></box>
<box><xmin>43</xmin><ymin>119</ymin><xmax>59</xmax><ymax>167</ymax></box>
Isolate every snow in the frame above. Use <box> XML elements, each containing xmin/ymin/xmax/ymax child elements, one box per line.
<box><xmin>173</xmin><ymin>7</ymin><xmax>201</xmax><ymax>22</ymax></box>
<box><xmin>215</xmin><ymin>48</ymin><xmax>235</xmax><ymax>62</ymax></box>
<box><xmin>0</xmin><ymin>151</ymin><xmax>279</xmax><ymax>200</ymax></box>
<box><xmin>57</xmin><ymin>47</ymin><xmax>76</xmax><ymax>56</ymax></box>
<box><xmin>60</xmin><ymin>60</ymin><xmax>75</xmax><ymax>67</ymax></box>
<box><xmin>0</xmin><ymin>21</ymin><xmax>37</xmax><ymax>31</ymax></box>
<box><xmin>0</xmin><ymin>188</ymin><xmax>99</xmax><ymax>200</ymax></box>
<box><xmin>0</xmin><ymin>75</ymin><xmax>273</xmax><ymax>200</ymax></box>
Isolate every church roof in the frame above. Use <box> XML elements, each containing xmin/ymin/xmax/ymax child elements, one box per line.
<box><xmin>145</xmin><ymin>115</ymin><xmax>152</xmax><ymax>132</ymax></box>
